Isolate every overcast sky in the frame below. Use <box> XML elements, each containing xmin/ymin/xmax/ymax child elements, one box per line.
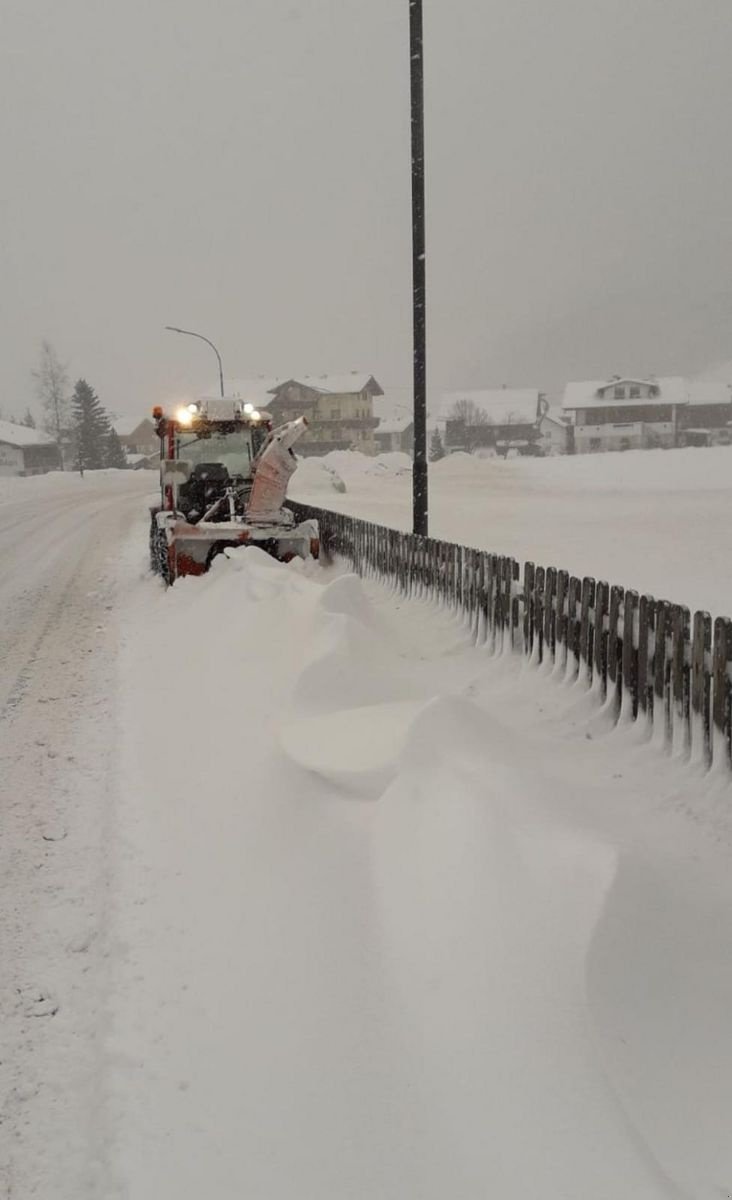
<box><xmin>2</xmin><ymin>0</ymin><xmax>732</xmax><ymax>421</ymax></box>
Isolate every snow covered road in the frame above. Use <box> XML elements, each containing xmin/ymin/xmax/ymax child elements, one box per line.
<box><xmin>3</xmin><ymin>470</ymin><xmax>732</xmax><ymax>1198</ymax></box>
<box><xmin>0</xmin><ymin>471</ymin><xmax>151</xmax><ymax>1197</ymax></box>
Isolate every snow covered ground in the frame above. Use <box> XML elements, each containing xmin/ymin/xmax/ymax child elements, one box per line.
<box><xmin>291</xmin><ymin>445</ymin><xmax>732</xmax><ymax>618</ymax></box>
<box><xmin>2</xmin><ymin>463</ymin><xmax>732</xmax><ymax>1198</ymax></box>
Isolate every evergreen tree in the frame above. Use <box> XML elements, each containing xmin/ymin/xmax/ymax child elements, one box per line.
<box><xmin>105</xmin><ymin>427</ymin><xmax>128</xmax><ymax>469</ymax></box>
<box><xmin>72</xmin><ymin>379</ymin><xmax>110</xmax><ymax>471</ymax></box>
<box><xmin>429</xmin><ymin>427</ymin><xmax>445</xmax><ymax>461</ymax></box>
<box><xmin>22</xmin><ymin>408</ymin><xmax>36</xmax><ymax>428</ymax></box>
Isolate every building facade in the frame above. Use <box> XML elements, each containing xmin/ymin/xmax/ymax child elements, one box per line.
<box><xmin>267</xmin><ymin>374</ymin><xmax>382</xmax><ymax>455</ymax></box>
<box><xmin>0</xmin><ymin>420</ymin><xmax>60</xmax><ymax>476</ymax></box>
<box><xmin>562</xmin><ymin>377</ymin><xmax>732</xmax><ymax>453</ymax></box>
<box><xmin>539</xmin><ymin>410</ymin><xmax>571</xmax><ymax>455</ymax></box>
<box><xmin>439</xmin><ymin>389</ymin><xmax>547</xmax><ymax>455</ymax></box>
<box><xmin>374</xmin><ymin>417</ymin><xmax>414</xmax><ymax>454</ymax></box>
<box><xmin>115</xmin><ymin>418</ymin><xmax>158</xmax><ymax>458</ymax></box>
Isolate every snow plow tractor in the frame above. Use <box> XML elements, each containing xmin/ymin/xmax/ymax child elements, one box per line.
<box><xmin>149</xmin><ymin>398</ymin><xmax>319</xmax><ymax>583</ymax></box>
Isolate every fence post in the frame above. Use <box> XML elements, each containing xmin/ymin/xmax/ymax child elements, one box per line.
<box><xmin>654</xmin><ymin>601</ymin><xmax>672</xmax><ymax>747</ymax></box>
<box><xmin>533</xmin><ymin>566</ymin><xmax>546</xmax><ymax>664</ymax></box>
<box><xmin>637</xmin><ymin>595</ymin><xmax>655</xmax><ymax>719</ymax></box>
<box><xmin>544</xmin><ymin>566</ymin><xmax>557</xmax><ymax>665</ymax></box>
<box><xmin>555</xmin><ymin>569</ymin><xmax>569</xmax><ymax>675</ymax></box>
<box><xmin>579</xmin><ymin>577</ymin><xmax>595</xmax><ymax>686</ymax></box>
<box><xmin>692</xmin><ymin>610</ymin><xmax>712</xmax><ymax>767</ymax></box>
<box><xmin>712</xmin><ymin>617</ymin><xmax>732</xmax><ymax>769</ymax></box>
<box><xmin>566</xmin><ymin>577</ymin><xmax>581</xmax><ymax>680</ymax></box>
<box><xmin>621</xmin><ymin>590</ymin><xmax>639</xmax><ymax>719</ymax></box>
<box><xmin>593</xmin><ymin>581</ymin><xmax>609</xmax><ymax>699</ymax></box>
<box><xmin>670</xmin><ymin>606</ymin><xmax>691</xmax><ymax>756</ymax></box>
<box><xmin>524</xmin><ymin>562</ymin><xmax>535</xmax><ymax>656</ymax></box>
<box><xmin>607</xmin><ymin>585</ymin><xmax>624</xmax><ymax>717</ymax></box>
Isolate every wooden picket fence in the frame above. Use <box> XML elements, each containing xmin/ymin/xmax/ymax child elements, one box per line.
<box><xmin>289</xmin><ymin>500</ymin><xmax>732</xmax><ymax>773</ymax></box>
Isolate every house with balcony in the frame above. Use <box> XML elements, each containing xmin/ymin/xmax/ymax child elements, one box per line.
<box><xmin>266</xmin><ymin>374</ymin><xmax>383</xmax><ymax>455</ymax></box>
<box><xmin>562</xmin><ymin>377</ymin><xmax>687</xmax><ymax>452</ymax></box>
<box><xmin>562</xmin><ymin>376</ymin><xmax>732</xmax><ymax>452</ymax></box>
<box><xmin>439</xmin><ymin>388</ymin><xmax>547</xmax><ymax>455</ymax></box>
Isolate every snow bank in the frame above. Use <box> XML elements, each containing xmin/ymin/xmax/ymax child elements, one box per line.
<box><xmin>319</xmin><ymin>448</ymin><xmax>412</xmax><ymax>478</ymax></box>
<box><xmin>109</xmin><ymin>538</ymin><xmax>732</xmax><ymax>1197</ymax></box>
<box><xmin>291</xmin><ymin>456</ymin><xmax>346</xmax><ymax>494</ymax></box>
<box><xmin>291</xmin><ymin>443</ymin><xmax>732</xmax><ymax>617</ymax></box>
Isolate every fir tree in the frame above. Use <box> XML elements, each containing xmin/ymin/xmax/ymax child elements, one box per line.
<box><xmin>429</xmin><ymin>427</ymin><xmax>445</xmax><ymax>461</ymax></box>
<box><xmin>72</xmin><ymin>379</ymin><xmax>110</xmax><ymax>471</ymax></box>
<box><xmin>105</xmin><ymin>428</ymin><xmax>128</xmax><ymax>469</ymax></box>
<box><xmin>22</xmin><ymin>408</ymin><xmax>36</xmax><ymax>428</ymax></box>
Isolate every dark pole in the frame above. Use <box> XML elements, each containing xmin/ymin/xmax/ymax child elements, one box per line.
<box><xmin>410</xmin><ymin>0</ymin><xmax>428</xmax><ymax>537</ymax></box>
<box><xmin>164</xmin><ymin>326</ymin><xmax>225</xmax><ymax>398</ymax></box>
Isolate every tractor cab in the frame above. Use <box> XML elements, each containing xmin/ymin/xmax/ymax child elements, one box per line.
<box><xmin>154</xmin><ymin>399</ymin><xmax>272</xmax><ymax>522</ymax></box>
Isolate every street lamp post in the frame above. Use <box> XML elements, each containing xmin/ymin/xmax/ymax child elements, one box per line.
<box><xmin>164</xmin><ymin>326</ymin><xmax>225</xmax><ymax>398</ymax></box>
<box><xmin>409</xmin><ymin>0</ymin><xmax>428</xmax><ymax>537</ymax></box>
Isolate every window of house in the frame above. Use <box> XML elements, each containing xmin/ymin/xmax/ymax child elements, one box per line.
<box><xmin>331</xmin><ymin>408</ymin><xmax>340</xmax><ymax>420</ymax></box>
<box><xmin>590</xmin><ymin>437</ymin><xmax>602</xmax><ymax>451</ymax></box>
<box><xmin>614</xmin><ymin>385</ymin><xmax>626</xmax><ymax>400</ymax></box>
<box><xmin>629</xmin><ymin>385</ymin><xmax>640</xmax><ymax>399</ymax></box>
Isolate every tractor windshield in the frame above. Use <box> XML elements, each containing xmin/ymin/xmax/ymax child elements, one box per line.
<box><xmin>177</xmin><ymin>426</ymin><xmax>266</xmax><ymax>477</ymax></box>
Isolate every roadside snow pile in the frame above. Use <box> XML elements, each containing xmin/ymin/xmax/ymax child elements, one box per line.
<box><xmin>109</xmin><ymin>542</ymin><xmax>732</xmax><ymax>1198</ymax></box>
<box><xmin>317</xmin><ymin>448</ymin><xmax>412</xmax><ymax>480</ymax></box>
<box><xmin>364</xmin><ymin>450</ymin><xmax>412</xmax><ymax>477</ymax></box>
<box><xmin>291</xmin><ymin>456</ymin><xmax>346</xmax><ymax>493</ymax></box>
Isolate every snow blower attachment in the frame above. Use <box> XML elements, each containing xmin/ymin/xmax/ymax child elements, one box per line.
<box><xmin>149</xmin><ymin>399</ymin><xmax>319</xmax><ymax>583</ymax></box>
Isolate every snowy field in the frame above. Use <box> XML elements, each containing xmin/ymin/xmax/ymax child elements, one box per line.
<box><xmin>291</xmin><ymin>445</ymin><xmax>732</xmax><ymax>619</ymax></box>
<box><xmin>2</xmin><ymin>465</ymin><xmax>732</xmax><ymax>1198</ymax></box>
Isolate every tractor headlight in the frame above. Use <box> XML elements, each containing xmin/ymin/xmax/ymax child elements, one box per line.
<box><xmin>186</xmin><ymin>402</ymin><xmax>200</xmax><ymax>414</ymax></box>
<box><xmin>243</xmin><ymin>403</ymin><xmax>254</xmax><ymax>415</ymax></box>
<box><xmin>251</xmin><ymin>410</ymin><xmax>261</xmax><ymax>421</ymax></box>
<box><xmin>176</xmin><ymin>407</ymin><xmax>193</xmax><ymax>426</ymax></box>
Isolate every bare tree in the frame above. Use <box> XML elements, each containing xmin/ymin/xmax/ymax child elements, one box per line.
<box><xmin>33</xmin><ymin>340</ymin><xmax>70</xmax><ymax>466</ymax></box>
<box><xmin>448</xmin><ymin>398</ymin><xmax>490</xmax><ymax>426</ymax></box>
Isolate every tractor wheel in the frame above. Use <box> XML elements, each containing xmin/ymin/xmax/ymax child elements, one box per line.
<box><xmin>149</xmin><ymin>515</ymin><xmax>159</xmax><ymax>573</ymax></box>
<box><xmin>151</xmin><ymin>526</ymin><xmax>171</xmax><ymax>585</ymax></box>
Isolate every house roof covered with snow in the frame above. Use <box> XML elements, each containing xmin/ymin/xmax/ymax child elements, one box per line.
<box><xmin>439</xmin><ymin>389</ymin><xmax>542</xmax><ymax>426</ymax></box>
<box><xmin>202</xmin><ymin>378</ymin><xmax>288</xmax><ymax>406</ymax></box>
<box><xmin>114</xmin><ymin>416</ymin><xmax>153</xmax><ymax>437</ymax></box>
<box><xmin>687</xmin><ymin>381</ymin><xmax>732</xmax><ymax>407</ymax></box>
<box><xmin>270</xmin><ymin>373</ymin><xmax>383</xmax><ymax>397</ymax></box>
<box><xmin>375</xmin><ymin>415</ymin><xmax>413</xmax><ymax>435</ymax></box>
<box><xmin>562</xmin><ymin>376</ymin><xmax>688</xmax><ymax>410</ymax></box>
<box><xmin>0</xmin><ymin>419</ymin><xmax>56</xmax><ymax>448</ymax></box>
